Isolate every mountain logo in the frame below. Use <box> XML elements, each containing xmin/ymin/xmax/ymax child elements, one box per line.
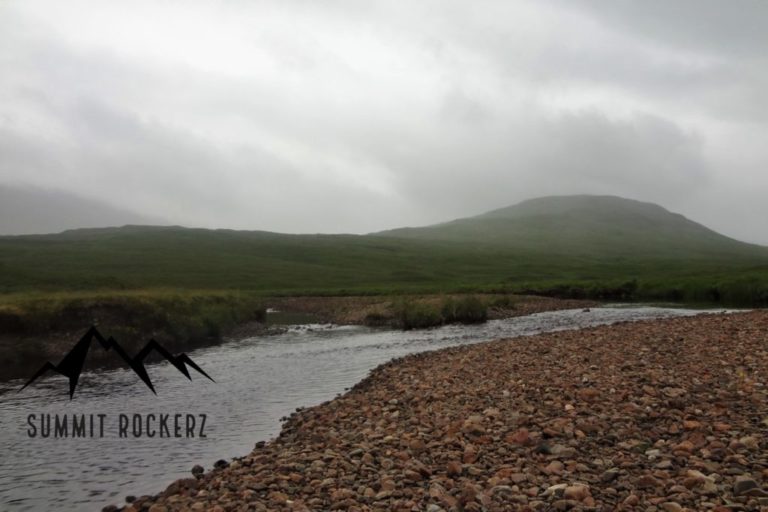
<box><xmin>19</xmin><ymin>326</ymin><xmax>214</xmax><ymax>398</ymax></box>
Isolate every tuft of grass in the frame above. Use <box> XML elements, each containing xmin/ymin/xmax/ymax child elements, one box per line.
<box><xmin>488</xmin><ymin>294</ymin><xmax>518</xmax><ymax>309</ymax></box>
<box><xmin>391</xmin><ymin>295</ymin><xmax>491</xmax><ymax>330</ymax></box>
<box><xmin>441</xmin><ymin>296</ymin><xmax>488</xmax><ymax>324</ymax></box>
<box><xmin>394</xmin><ymin>299</ymin><xmax>444</xmax><ymax>330</ymax></box>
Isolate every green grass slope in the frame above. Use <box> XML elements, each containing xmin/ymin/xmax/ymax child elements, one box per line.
<box><xmin>0</xmin><ymin>227</ymin><xmax>513</xmax><ymax>294</ymax></box>
<box><xmin>1</xmin><ymin>195</ymin><xmax>767</xmax><ymax>304</ymax></box>
<box><xmin>377</xmin><ymin>195</ymin><xmax>766</xmax><ymax>260</ymax></box>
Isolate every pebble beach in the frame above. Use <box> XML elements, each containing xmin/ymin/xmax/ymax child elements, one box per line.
<box><xmin>115</xmin><ymin>310</ymin><xmax>768</xmax><ymax>512</ymax></box>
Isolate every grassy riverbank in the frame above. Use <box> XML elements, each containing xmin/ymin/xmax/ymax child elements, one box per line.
<box><xmin>0</xmin><ymin>289</ymin><xmax>267</xmax><ymax>337</ymax></box>
<box><xmin>0</xmin><ymin>290</ymin><xmax>267</xmax><ymax>373</ymax></box>
<box><xmin>515</xmin><ymin>272</ymin><xmax>768</xmax><ymax>306</ymax></box>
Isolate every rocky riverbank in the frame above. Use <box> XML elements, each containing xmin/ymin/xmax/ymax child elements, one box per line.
<box><xmin>113</xmin><ymin>310</ymin><xmax>768</xmax><ymax>512</ymax></box>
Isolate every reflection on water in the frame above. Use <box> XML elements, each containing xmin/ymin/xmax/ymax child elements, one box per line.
<box><xmin>0</xmin><ymin>306</ymin><xmax>730</xmax><ymax>511</ymax></box>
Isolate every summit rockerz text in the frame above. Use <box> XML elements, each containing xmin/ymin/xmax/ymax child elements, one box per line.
<box><xmin>26</xmin><ymin>413</ymin><xmax>208</xmax><ymax>438</ymax></box>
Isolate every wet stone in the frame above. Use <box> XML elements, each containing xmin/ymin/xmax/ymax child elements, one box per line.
<box><xmin>113</xmin><ymin>311</ymin><xmax>768</xmax><ymax>512</ymax></box>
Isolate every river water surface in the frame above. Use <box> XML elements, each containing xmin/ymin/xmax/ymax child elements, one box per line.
<box><xmin>0</xmin><ymin>306</ymin><xmax>730</xmax><ymax>511</ymax></box>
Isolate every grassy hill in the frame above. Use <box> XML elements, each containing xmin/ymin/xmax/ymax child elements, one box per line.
<box><xmin>1</xmin><ymin>195</ymin><xmax>767</xmax><ymax>305</ymax></box>
<box><xmin>377</xmin><ymin>195</ymin><xmax>766</xmax><ymax>260</ymax></box>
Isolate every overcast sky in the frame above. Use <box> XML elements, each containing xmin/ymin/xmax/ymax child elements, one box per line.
<box><xmin>1</xmin><ymin>1</ymin><xmax>767</xmax><ymax>242</ymax></box>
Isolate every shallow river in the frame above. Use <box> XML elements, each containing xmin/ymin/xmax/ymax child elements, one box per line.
<box><xmin>0</xmin><ymin>306</ymin><xmax>729</xmax><ymax>511</ymax></box>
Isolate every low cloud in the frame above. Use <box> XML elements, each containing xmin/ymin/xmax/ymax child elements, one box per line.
<box><xmin>1</xmin><ymin>0</ymin><xmax>766</xmax><ymax>242</ymax></box>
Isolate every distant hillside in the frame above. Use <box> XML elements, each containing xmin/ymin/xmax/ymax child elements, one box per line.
<box><xmin>0</xmin><ymin>184</ymin><xmax>163</xmax><ymax>235</ymax></box>
<box><xmin>376</xmin><ymin>195</ymin><xmax>765</xmax><ymax>260</ymax></box>
<box><xmin>0</xmin><ymin>195</ymin><xmax>767</xmax><ymax>304</ymax></box>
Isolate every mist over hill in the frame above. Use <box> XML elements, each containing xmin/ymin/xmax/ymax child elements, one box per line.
<box><xmin>0</xmin><ymin>184</ymin><xmax>163</xmax><ymax>235</ymax></box>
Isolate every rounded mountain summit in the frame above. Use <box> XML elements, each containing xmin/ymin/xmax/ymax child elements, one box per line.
<box><xmin>375</xmin><ymin>195</ymin><xmax>767</xmax><ymax>259</ymax></box>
